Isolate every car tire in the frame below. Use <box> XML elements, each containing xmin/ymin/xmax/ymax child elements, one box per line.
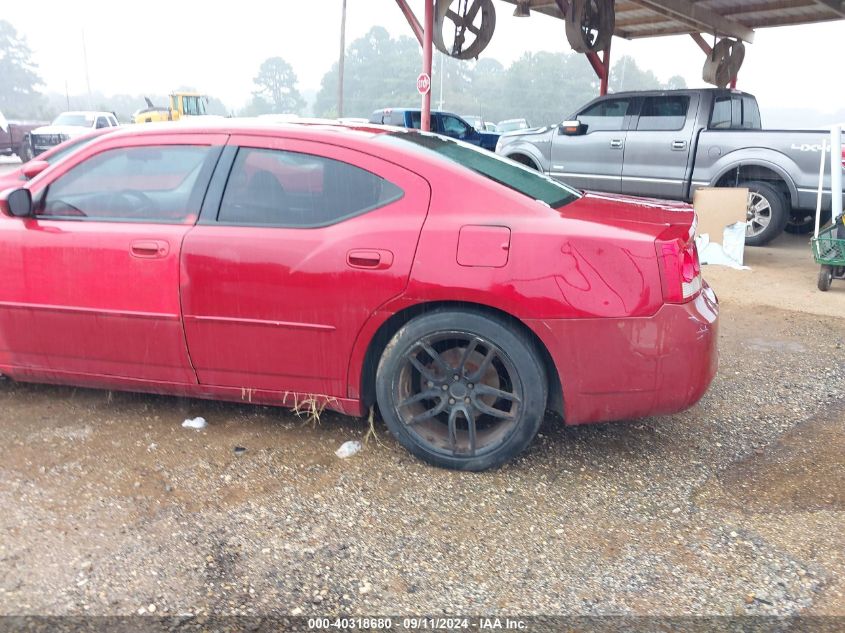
<box><xmin>785</xmin><ymin>210</ymin><xmax>830</xmax><ymax>235</ymax></box>
<box><xmin>376</xmin><ymin>309</ymin><xmax>547</xmax><ymax>471</ymax></box>
<box><xmin>818</xmin><ymin>265</ymin><xmax>833</xmax><ymax>292</ymax></box>
<box><xmin>743</xmin><ymin>181</ymin><xmax>789</xmax><ymax>247</ymax></box>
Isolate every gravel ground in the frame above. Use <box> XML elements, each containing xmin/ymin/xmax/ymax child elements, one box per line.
<box><xmin>0</xmin><ymin>170</ymin><xmax>843</xmax><ymax>618</ymax></box>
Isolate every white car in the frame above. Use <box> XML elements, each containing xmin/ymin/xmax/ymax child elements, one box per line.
<box><xmin>27</xmin><ymin>111</ymin><xmax>119</xmax><ymax>157</ymax></box>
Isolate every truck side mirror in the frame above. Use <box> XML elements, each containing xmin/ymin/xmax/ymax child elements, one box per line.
<box><xmin>3</xmin><ymin>188</ymin><xmax>33</xmax><ymax>218</ymax></box>
<box><xmin>559</xmin><ymin>120</ymin><xmax>587</xmax><ymax>136</ymax></box>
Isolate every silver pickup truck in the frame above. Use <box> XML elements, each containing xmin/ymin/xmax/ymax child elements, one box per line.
<box><xmin>495</xmin><ymin>89</ymin><xmax>843</xmax><ymax>246</ymax></box>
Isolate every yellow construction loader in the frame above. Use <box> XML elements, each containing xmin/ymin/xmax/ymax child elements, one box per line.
<box><xmin>132</xmin><ymin>92</ymin><xmax>209</xmax><ymax>124</ymax></box>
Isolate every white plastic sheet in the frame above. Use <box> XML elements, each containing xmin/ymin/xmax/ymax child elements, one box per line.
<box><xmin>696</xmin><ymin>223</ymin><xmax>750</xmax><ymax>270</ymax></box>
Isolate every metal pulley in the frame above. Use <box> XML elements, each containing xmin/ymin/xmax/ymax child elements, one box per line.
<box><xmin>702</xmin><ymin>37</ymin><xmax>745</xmax><ymax>87</ymax></box>
<box><xmin>564</xmin><ymin>0</ymin><xmax>615</xmax><ymax>53</ymax></box>
<box><xmin>433</xmin><ymin>0</ymin><xmax>496</xmax><ymax>60</ymax></box>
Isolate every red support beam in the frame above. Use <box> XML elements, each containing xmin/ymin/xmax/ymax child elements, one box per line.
<box><xmin>394</xmin><ymin>0</ymin><xmax>424</xmax><ymax>45</ymax></box>
<box><xmin>421</xmin><ymin>0</ymin><xmax>434</xmax><ymax>131</ymax></box>
<box><xmin>585</xmin><ymin>38</ymin><xmax>612</xmax><ymax>96</ymax></box>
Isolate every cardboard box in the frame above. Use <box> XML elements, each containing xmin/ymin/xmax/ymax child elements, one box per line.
<box><xmin>692</xmin><ymin>187</ymin><xmax>747</xmax><ymax>245</ymax></box>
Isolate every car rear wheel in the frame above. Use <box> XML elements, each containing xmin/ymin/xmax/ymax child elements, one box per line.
<box><xmin>376</xmin><ymin>309</ymin><xmax>547</xmax><ymax>471</ymax></box>
<box><xmin>743</xmin><ymin>181</ymin><xmax>789</xmax><ymax>247</ymax></box>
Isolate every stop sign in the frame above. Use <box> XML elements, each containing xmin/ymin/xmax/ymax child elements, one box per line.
<box><xmin>417</xmin><ymin>72</ymin><xmax>431</xmax><ymax>95</ymax></box>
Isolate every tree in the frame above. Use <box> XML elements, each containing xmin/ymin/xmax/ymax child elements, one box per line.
<box><xmin>0</xmin><ymin>20</ymin><xmax>44</xmax><ymax>118</ymax></box>
<box><xmin>313</xmin><ymin>26</ymin><xmax>421</xmax><ymax>118</ymax></box>
<box><xmin>252</xmin><ymin>56</ymin><xmax>305</xmax><ymax>114</ymax></box>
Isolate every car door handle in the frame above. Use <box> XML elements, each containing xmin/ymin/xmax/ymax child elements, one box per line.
<box><xmin>609</xmin><ymin>139</ymin><xmax>624</xmax><ymax>149</ymax></box>
<box><xmin>671</xmin><ymin>140</ymin><xmax>688</xmax><ymax>150</ymax></box>
<box><xmin>347</xmin><ymin>249</ymin><xmax>393</xmax><ymax>270</ymax></box>
<box><xmin>130</xmin><ymin>240</ymin><xmax>169</xmax><ymax>259</ymax></box>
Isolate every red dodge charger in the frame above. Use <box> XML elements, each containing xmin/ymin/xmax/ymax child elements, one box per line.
<box><xmin>0</xmin><ymin>122</ymin><xmax>718</xmax><ymax>470</ymax></box>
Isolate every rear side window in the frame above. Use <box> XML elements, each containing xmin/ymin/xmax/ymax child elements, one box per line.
<box><xmin>406</xmin><ymin>111</ymin><xmax>422</xmax><ymax>129</ymax></box>
<box><xmin>636</xmin><ymin>96</ymin><xmax>690</xmax><ymax>131</ymax></box>
<box><xmin>382</xmin><ymin>132</ymin><xmax>580</xmax><ymax>209</ymax></box>
<box><xmin>578</xmin><ymin>98</ymin><xmax>632</xmax><ymax>132</ymax></box>
<box><xmin>711</xmin><ymin>94</ymin><xmax>761</xmax><ymax>130</ymax></box>
<box><xmin>711</xmin><ymin>96</ymin><xmax>732</xmax><ymax>129</ymax></box>
<box><xmin>740</xmin><ymin>96</ymin><xmax>761</xmax><ymax>129</ymax></box>
<box><xmin>217</xmin><ymin>147</ymin><xmax>404</xmax><ymax>227</ymax></box>
<box><xmin>39</xmin><ymin>145</ymin><xmax>211</xmax><ymax>223</ymax></box>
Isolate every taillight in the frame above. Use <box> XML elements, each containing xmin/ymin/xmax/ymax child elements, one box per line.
<box><xmin>656</xmin><ymin>229</ymin><xmax>702</xmax><ymax>303</ymax></box>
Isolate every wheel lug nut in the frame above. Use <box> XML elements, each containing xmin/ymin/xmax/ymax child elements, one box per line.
<box><xmin>449</xmin><ymin>398</ymin><xmax>456</xmax><ymax>405</ymax></box>
<box><xmin>468</xmin><ymin>383</ymin><xmax>474</xmax><ymax>389</ymax></box>
<box><xmin>427</xmin><ymin>381</ymin><xmax>434</xmax><ymax>388</ymax></box>
<box><xmin>464</xmin><ymin>397</ymin><xmax>470</xmax><ymax>404</ymax></box>
<box><xmin>442</xmin><ymin>385</ymin><xmax>448</xmax><ymax>391</ymax></box>
<box><xmin>453</xmin><ymin>374</ymin><xmax>460</xmax><ymax>381</ymax></box>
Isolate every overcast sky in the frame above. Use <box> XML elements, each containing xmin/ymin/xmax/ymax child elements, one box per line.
<box><xmin>5</xmin><ymin>1</ymin><xmax>844</xmax><ymax>118</ymax></box>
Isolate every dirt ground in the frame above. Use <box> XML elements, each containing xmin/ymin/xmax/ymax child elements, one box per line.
<box><xmin>0</xmin><ymin>159</ymin><xmax>843</xmax><ymax>618</ymax></box>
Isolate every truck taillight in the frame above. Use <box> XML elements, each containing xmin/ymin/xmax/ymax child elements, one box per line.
<box><xmin>656</xmin><ymin>231</ymin><xmax>701</xmax><ymax>303</ymax></box>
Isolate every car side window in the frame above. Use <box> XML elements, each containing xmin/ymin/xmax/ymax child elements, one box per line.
<box><xmin>441</xmin><ymin>115</ymin><xmax>470</xmax><ymax>139</ymax></box>
<box><xmin>108</xmin><ymin>115</ymin><xmax>119</xmax><ymax>127</ymax></box>
<box><xmin>740</xmin><ymin>96</ymin><xmax>761</xmax><ymax>129</ymax></box>
<box><xmin>578</xmin><ymin>98</ymin><xmax>631</xmax><ymax>132</ymax></box>
<box><xmin>636</xmin><ymin>96</ymin><xmax>690</xmax><ymax>131</ymax></box>
<box><xmin>710</xmin><ymin>96</ymin><xmax>732</xmax><ymax>129</ymax></box>
<box><xmin>407</xmin><ymin>112</ymin><xmax>422</xmax><ymax>129</ymax></box>
<box><xmin>39</xmin><ymin>145</ymin><xmax>211</xmax><ymax>223</ymax></box>
<box><xmin>217</xmin><ymin>147</ymin><xmax>404</xmax><ymax>228</ymax></box>
<box><xmin>95</xmin><ymin>117</ymin><xmax>109</xmax><ymax>129</ymax></box>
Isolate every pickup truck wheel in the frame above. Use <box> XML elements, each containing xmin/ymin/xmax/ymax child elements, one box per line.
<box><xmin>743</xmin><ymin>181</ymin><xmax>788</xmax><ymax>247</ymax></box>
<box><xmin>19</xmin><ymin>136</ymin><xmax>33</xmax><ymax>163</ymax></box>
<box><xmin>376</xmin><ymin>309</ymin><xmax>547</xmax><ymax>471</ymax></box>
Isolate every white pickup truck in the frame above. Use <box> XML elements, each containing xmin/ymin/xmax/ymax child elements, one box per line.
<box><xmin>25</xmin><ymin>111</ymin><xmax>119</xmax><ymax>160</ymax></box>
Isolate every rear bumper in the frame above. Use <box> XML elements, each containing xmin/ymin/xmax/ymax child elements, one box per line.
<box><xmin>527</xmin><ymin>284</ymin><xmax>719</xmax><ymax>425</ymax></box>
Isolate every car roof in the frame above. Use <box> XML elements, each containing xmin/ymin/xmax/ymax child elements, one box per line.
<box><xmin>80</xmin><ymin>119</ymin><xmax>460</xmax><ymax>173</ymax></box>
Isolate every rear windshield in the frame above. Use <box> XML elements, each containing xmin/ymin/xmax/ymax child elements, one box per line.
<box><xmin>380</xmin><ymin>132</ymin><xmax>580</xmax><ymax>209</ymax></box>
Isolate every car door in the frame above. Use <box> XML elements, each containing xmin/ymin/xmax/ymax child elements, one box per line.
<box><xmin>179</xmin><ymin>134</ymin><xmax>431</xmax><ymax>397</ymax></box>
<box><xmin>550</xmin><ymin>96</ymin><xmax>635</xmax><ymax>192</ymax></box>
<box><xmin>0</xmin><ymin>132</ymin><xmax>225</xmax><ymax>382</ymax></box>
<box><xmin>620</xmin><ymin>93</ymin><xmax>699</xmax><ymax>199</ymax></box>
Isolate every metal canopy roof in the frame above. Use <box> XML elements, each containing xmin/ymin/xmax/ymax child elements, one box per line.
<box><xmin>502</xmin><ymin>0</ymin><xmax>845</xmax><ymax>43</ymax></box>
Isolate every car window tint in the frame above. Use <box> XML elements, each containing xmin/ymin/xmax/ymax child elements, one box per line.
<box><xmin>710</xmin><ymin>96</ymin><xmax>732</xmax><ymax>129</ymax></box>
<box><xmin>217</xmin><ymin>147</ymin><xmax>404</xmax><ymax>227</ymax></box>
<box><xmin>40</xmin><ymin>145</ymin><xmax>210</xmax><ymax>223</ymax></box>
<box><xmin>382</xmin><ymin>132</ymin><xmax>580</xmax><ymax>209</ymax></box>
<box><xmin>578</xmin><ymin>98</ymin><xmax>631</xmax><ymax>132</ymax></box>
<box><xmin>407</xmin><ymin>112</ymin><xmax>422</xmax><ymax>129</ymax></box>
<box><xmin>95</xmin><ymin>117</ymin><xmax>109</xmax><ymax>129</ymax></box>
<box><xmin>636</xmin><ymin>96</ymin><xmax>690</xmax><ymax>131</ymax></box>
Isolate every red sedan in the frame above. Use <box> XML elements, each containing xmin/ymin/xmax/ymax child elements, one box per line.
<box><xmin>0</xmin><ymin>122</ymin><xmax>718</xmax><ymax>471</ymax></box>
